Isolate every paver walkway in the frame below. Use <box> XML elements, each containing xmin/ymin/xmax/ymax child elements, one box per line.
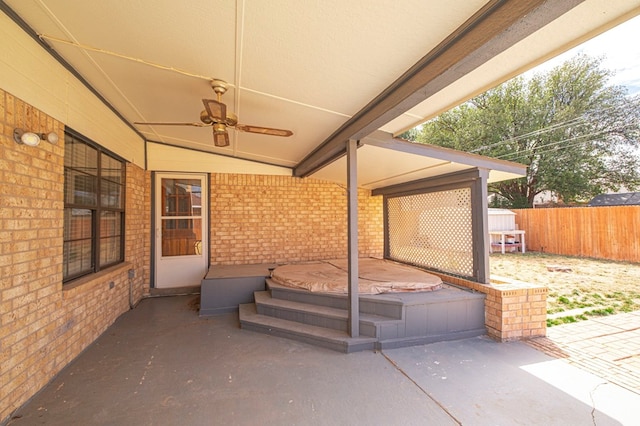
<box><xmin>526</xmin><ymin>311</ymin><xmax>640</xmax><ymax>395</ymax></box>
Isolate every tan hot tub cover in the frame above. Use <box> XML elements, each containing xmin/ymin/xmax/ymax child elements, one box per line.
<box><xmin>270</xmin><ymin>258</ymin><xmax>442</xmax><ymax>294</ymax></box>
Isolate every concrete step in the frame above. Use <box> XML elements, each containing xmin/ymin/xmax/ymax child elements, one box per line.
<box><xmin>239</xmin><ymin>303</ymin><xmax>377</xmax><ymax>353</ymax></box>
<box><xmin>253</xmin><ymin>291</ymin><xmax>403</xmax><ymax>338</ymax></box>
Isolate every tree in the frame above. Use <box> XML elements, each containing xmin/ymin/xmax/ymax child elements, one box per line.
<box><xmin>408</xmin><ymin>54</ymin><xmax>640</xmax><ymax>208</ymax></box>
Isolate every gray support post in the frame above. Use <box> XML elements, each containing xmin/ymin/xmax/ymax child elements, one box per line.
<box><xmin>347</xmin><ymin>139</ymin><xmax>359</xmax><ymax>337</ymax></box>
<box><xmin>472</xmin><ymin>168</ymin><xmax>490</xmax><ymax>283</ymax></box>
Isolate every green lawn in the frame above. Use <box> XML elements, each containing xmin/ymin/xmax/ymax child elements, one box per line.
<box><xmin>490</xmin><ymin>252</ymin><xmax>640</xmax><ymax>327</ymax></box>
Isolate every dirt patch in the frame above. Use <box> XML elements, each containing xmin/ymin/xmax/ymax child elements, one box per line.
<box><xmin>187</xmin><ymin>296</ymin><xmax>200</xmax><ymax>312</ymax></box>
<box><xmin>490</xmin><ymin>252</ymin><xmax>640</xmax><ymax>326</ymax></box>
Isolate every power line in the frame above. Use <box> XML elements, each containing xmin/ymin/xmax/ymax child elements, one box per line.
<box><xmin>469</xmin><ymin>117</ymin><xmax>585</xmax><ymax>153</ymax></box>
<box><xmin>466</xmin><ymin>97</ymin><xmax>640</xmax><ymax>155</ymax></box>
<box><xmin>495</xmin><ymin>123</ymin><xmax>637</xmax><ymax>163</ymax></box>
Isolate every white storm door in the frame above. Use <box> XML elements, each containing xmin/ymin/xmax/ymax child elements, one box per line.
<box><xmin>154</xmin><ymin>173</ymin><xmax>208</xmax><ymax>288</ymax></box>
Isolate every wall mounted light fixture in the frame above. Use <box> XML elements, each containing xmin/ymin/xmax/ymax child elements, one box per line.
<box><xmin>13</xmin><ymin>128</ymin><xmax>59</xmax><ymax>146</ymax></box>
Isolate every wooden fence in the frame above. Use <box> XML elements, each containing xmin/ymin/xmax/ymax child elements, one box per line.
<box><xmin>513</xmin><ymin>206</ymin><xmax>640</xmax><ymax>262</ymax></box>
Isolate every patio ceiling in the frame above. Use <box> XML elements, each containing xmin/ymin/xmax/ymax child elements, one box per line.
<box><xmin>314</xmin><ymin>131</ymin><xmax>528</xmax><ymax>189</ymax></box>
<box><xmin>2</xmin><ymin>0</ymin><xmax>639</xmax><ymax>189</ymax></box>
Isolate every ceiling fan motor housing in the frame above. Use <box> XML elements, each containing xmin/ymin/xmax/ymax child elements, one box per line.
<box><xmin>200</xmin><ymin>110</ymin><xmax>213</xmax><ymax>124</ymax></box>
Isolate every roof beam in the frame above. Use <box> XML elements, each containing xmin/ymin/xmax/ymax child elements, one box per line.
<box><xmin>293</xmin><ymin>0</ymin><xmax>583</xmax><ymax>178</ymax></box>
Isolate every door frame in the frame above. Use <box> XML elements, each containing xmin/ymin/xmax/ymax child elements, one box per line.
<box><xmin>151</xmin><ymin>172</ymin><xmax>209</xmax><ymax>289</ymax></box>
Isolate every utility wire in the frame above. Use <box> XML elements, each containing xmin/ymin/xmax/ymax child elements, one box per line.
<box><xmin>495</xmin><ymin>123</ymin><xmax>636</xmax><ymax>163</ymax></box>
<box><xmin>465</xmin><ymin>97</ymin><xmax>640</xmax><ymax>155</ymax></box>
<box><xmin>469</xmin><ymin>117</ymin><xmax>585</xmax><ymax>153</ymax></box>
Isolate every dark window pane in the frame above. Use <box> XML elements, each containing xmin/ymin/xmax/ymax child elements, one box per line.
<box><xmin>100</xmin><ymin>179</ymin><xmax>122</xmax><ymax>208</ymax></box>
<box><xmin>101</xmin><ymin>153</ymin><xmax>123</xmax><ymax>183</ymax></box>
<box><xmin>65</xmin><ymin>135</ymin><xmax>98</xmax><ymax>176</ymax></box>
<box><xmin>64</xmin><ymin>170</ymin><xmax>97</xmax><ymax>206</ymax></box>
<box><xmin>63</xmin><ymin>240</ymin><xmax>93</xmax><ymax>277</ymax></box>
<box><xmin>100</xmin><ymin>211</ymin><xmax>121</xmax><ymax>237</ymax></box>
<box><xmin>64</xmin><ymin>208</ymin><xmax>93</xmax><ymax>240</ymax></box>
<box><xmin>100</xmin><ymin>236</ymin><xmax>121</xmax><ymax>265</ymax></box>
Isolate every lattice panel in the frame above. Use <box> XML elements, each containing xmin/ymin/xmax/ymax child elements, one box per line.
<box><xmin>387</xmin><ymin>188</ymin><xmax>474</xmax><ymax>277</ymax></box>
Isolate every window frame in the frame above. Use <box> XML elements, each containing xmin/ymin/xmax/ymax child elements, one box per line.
<box><xmin>63</xmin><ymin>128</ymin><xmax>126</xmax><ymax>283</ymax></box>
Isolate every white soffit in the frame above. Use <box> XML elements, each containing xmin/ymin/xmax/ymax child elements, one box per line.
<box><xmin>310</xmin><ymin>135</ymin><xmax>527</xmax><ymax>190</ymax></box>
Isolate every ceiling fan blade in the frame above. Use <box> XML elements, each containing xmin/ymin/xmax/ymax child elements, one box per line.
<box><xmin>134</xmin><ymin>121</ymin><xmax>211</xmax><ymax>127</ymax></box>
<box><xmin>236</xmin><ymin>124</ymin><xmax>293</xmax><ymax>137</ymax></box>
<box><xmin>202</xmin><ymin>99</ymin><xmax>227</xmax><ymax>122</ymax></box>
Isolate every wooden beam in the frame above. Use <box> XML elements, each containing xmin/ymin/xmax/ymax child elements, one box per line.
<box><xmin>293</xmin><ymin>0</ymin><xmax>583</xmax><ymax>178</ymax></box>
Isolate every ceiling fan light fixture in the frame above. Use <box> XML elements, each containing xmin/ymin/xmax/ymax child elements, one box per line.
<box><xmin>213</xmin><ymin>132</ymin><xmax>229</xmax><ymax>147</ymax></box>
<box><xmin>212</xmin><ymin>123</ymin><xmax>229</xmax><ymax>147</ymax></box>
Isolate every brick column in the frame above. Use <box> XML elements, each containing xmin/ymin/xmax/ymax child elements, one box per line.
<box><xmin>433</xmin><ymin>273</ymin><xmax>548</xmax><ymax>341</ymax></box>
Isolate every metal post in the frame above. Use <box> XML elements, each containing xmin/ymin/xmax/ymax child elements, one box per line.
<box><xmin>472</xmin><ymin>168</ymin><xmax>490</xmax><ymax>284</ymax></box>
<box><xmin>347</xmin><ymin>139</ymin><xmax>359</xmax><ymax>337</ymax></box>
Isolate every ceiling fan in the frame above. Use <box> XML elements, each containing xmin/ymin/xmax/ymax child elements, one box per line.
<box><xmin>134</xmin><ymin>79</ymin><xmax>293</xmax><ymax>147</ymax></box>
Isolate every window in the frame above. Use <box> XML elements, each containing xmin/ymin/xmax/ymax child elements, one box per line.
<box><xmin>63</xmin><ymin>131</ymin><xmax>125</xmax><ymax>282</ymax></box>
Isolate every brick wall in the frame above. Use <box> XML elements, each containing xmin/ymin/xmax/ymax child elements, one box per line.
<box><xmin>0</xmin><ymin>90</ymin><xmax>149</xmax><ymax>423</ymax></box>
<box><xmin>210</xmin><ymin>174</ymin><xmax>384</xmax><ymax>264</ymax></box>
<box><xmin>0</xmin><ymin>90</ymin><xmax>66</xmax><ymax>422</ymax></box>
<box><xmin>125</xmin><ymin>163</ymin><xmax>151</xmax><ymax>302</ymax></box>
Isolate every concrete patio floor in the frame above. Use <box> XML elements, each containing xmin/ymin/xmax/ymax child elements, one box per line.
<box><xmin>7</xmin><ymin>295</ymin><xmax>639</xmax><ymax>426</ymax></box>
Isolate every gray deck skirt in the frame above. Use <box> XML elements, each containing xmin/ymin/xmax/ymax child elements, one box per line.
<box><xmin>200</xmin><ymin>264</ymin><xmax>276</xmax><ymax>315</ymax></box>
<box><xmin>200</xmin><ymin>264</ymin><xmax>486</xmax><ymax>352</ymax></box>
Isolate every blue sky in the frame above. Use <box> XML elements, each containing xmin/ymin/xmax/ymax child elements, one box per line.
<box><xmin>528</xmin><ymin>15</ymin><xmax>640</xmax><ymax>95</ymax></box>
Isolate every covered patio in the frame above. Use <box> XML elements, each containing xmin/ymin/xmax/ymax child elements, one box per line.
<box><xmin>3</xmin><ymin>0</ymin><xmax>640</xmax><ymax>422</ymax></box>
<box><xmin>8</xmin><ymin>295</ymin><xmax>639</xmax><ymax>425</ymax></box>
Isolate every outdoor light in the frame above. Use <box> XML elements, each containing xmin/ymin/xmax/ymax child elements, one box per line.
<box><xmin>13</xmin><ymin>128</ymin><xmax>40</xmax><ymax>146</ymax></box>
<box><xmin>13</xmin><ymin>128</ymin><xmax>59</xmax><ymax>146</ymax></box>
<box><xmin>45</xmin><ymin>131</ymin><xmax>59</xmax><ymax>144</ymax></box>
